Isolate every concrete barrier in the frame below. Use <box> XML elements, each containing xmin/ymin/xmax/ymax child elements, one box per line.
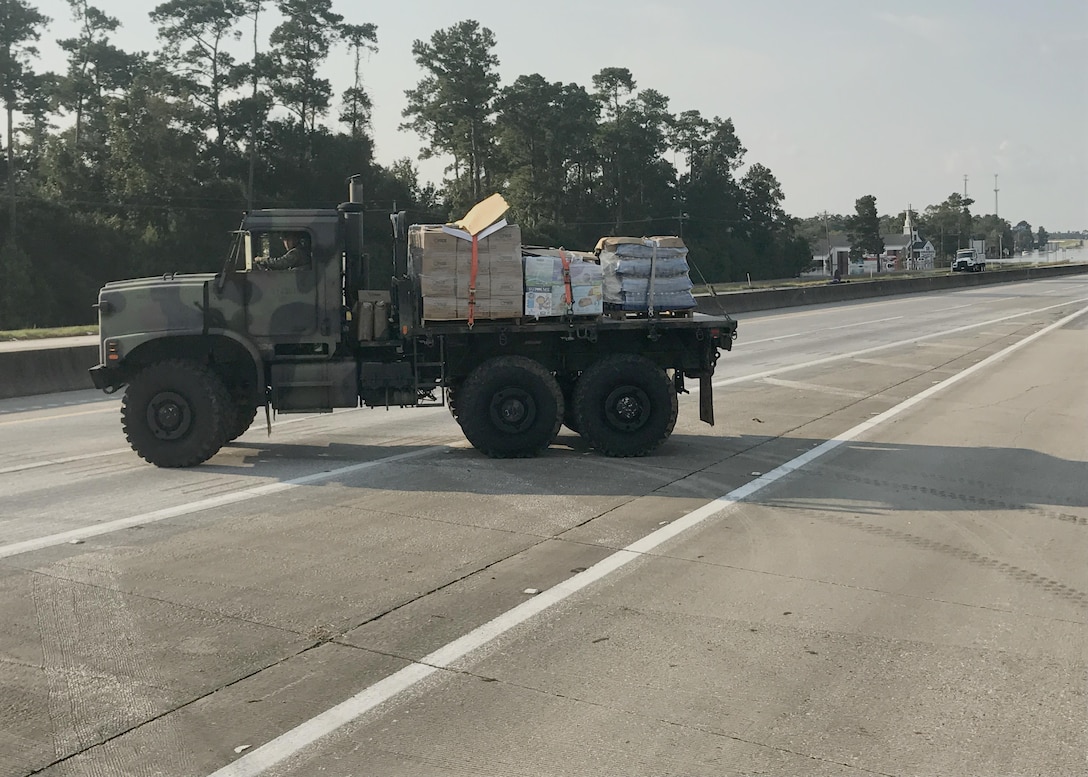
<box><xmin>695</xmin><ymin>263</ymin><xmax>1088</xmax><ymax>315</ymax></box>
<box><xmin>2</xmin><ymin>264</ymin><xmax>1085</xmax><ymax>400</ymax></box>
<box><xmin>0</xmin><ymin>343</ymin><xmax>99</xmax><ymax>400</ymax></box>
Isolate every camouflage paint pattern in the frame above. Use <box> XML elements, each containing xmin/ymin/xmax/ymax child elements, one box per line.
<box><xmin>96</xmin><ymin>209</ymin><xmax>347</xmax><ymax>378</ymax></box>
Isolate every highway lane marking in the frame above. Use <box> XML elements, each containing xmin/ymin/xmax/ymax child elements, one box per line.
<box><xmin>760</xmin><ymin>377</ymin><xmax>869</xmax><ymax>399</ymax></box>
<box><xmin>823</xmin><ymin>315</ymin><xmax>904</xmax><ymax>331</ymax></box>
<box><xmin>0</xmin><ymin>449</ymin><xmax>132</xmax><ymax>475</ymax></box>
<box><xmin>743</xmin><ymin>315</ymin><xmax>905</xmax><ymax>345</ymax></box>
<box><xmin>741</xmin><ymin>332</ymin><xmax>805</xmax><ymax>345</ymax></box>
<box><xmin>0</xmin><ymin>406</ymin><xmax>117</xmax><ymax>426</ymax></box>
<box><xmin>205</xmin><ymin>301</ymin><xmax>1088</xmax><ymax>777</ymax></box>
<box><xmin>0</xmin><ymin>446</ymin><xmax>448</xmax><ymax>560</ymax></box>
<box><xmin>714</xmin><ymin>296</ymin><xmax>1088</xmax><ymax>389</ymax></box>
<box><xmin>1</xmin><ymin>406</ymin><xmax>451</xmax><ymax>476</ymax></box>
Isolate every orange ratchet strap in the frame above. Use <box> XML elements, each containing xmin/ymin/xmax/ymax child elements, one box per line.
<box><xmin>467</xmin><ymin>234</ymin><xmax>479</xmax><ymax>327</ymax></box>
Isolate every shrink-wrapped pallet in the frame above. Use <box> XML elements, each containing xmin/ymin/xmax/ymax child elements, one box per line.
<box><xmin>596</xmin><ymin>236</ymin><xmax>697</xmax><ymax>312</ymax></box>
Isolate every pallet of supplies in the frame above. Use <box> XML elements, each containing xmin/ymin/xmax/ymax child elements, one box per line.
<box><xmin>409</xmin><ymin>194</ymin><xmax>523</xmax><ymax>323</ymax></box>
<box><xmin>595</xmin><ymin>236</ymin><xmax>696</xmax><ymax>312</ymax></box>
<box><xmin>522</xmin><ymin>249</ymin><xmax>603</xmax><ymax>318</ymax></box>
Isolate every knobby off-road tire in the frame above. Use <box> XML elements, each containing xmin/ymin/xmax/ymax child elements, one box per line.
<box><xmin>556</xmin><ymin>373</ymin><xmax>581</xmax><ymax>434</ymax></box>
<box><xmin>445</xmin><ymin>382</ymin><xmax>461</xmax><ymax>421</ymax></box>
<box><xmin>457</xmin><ymin>356</ymin><xmax>563</xmax><ymax>458</ymax></box>
<box><xmin>573</xmin><ymin>354</ymin><xmax>677</xmax><ymax>457</ymax></box>
<box><xmin>224</xmin><ymin>403</ymin><xmax>259</xmax><ymax>443</ymax></box>
<box><xmin>122</xmin><ymin>359</ymin><xmax>233</xmax><ymax>467</ymax></box>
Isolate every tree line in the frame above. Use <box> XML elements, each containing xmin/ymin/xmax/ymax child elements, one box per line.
<box><xmin>1</xmin><ymin>2</ymin><xmax>1051</xmax><ymax>331</ymax></box>
<box><xmin>0</xmin><ymin>1</ymin><xmax>816</xmax><ymax>329</ymax></box>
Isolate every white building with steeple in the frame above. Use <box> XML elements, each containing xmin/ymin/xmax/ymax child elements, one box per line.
<box><xmin>879</xmin><ymin>206</ymin><xmax>936</xmax><ymax>271</ymax></box>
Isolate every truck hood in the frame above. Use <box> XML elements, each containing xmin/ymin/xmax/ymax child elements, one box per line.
<box><xmin>98</xmin><ymin>273</ymin><xmax>215</xmax><ymax>337</ymax></box>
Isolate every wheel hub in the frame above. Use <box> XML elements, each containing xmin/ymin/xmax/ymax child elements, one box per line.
<box><xmin>604</xmin><ymin>385</ymin><xmax>651</xmax><ymax>431</ymax></box>
<box><xmin>489</xmin><ymin>388</ymin><xmax>536</xmax><ymax>433</ymax></box>
<box><xmin>147</xmin><ymin>391</ymin><xmax>192</xmax><ymax>440</ymax></box>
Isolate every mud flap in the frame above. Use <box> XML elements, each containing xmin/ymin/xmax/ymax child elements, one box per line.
<box><xmin>699</xmin><ymin>374</ymin><xmax>715</xmax><ymax>426</ymax></box>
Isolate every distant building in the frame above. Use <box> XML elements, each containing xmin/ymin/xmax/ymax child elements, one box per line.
<box><xmin>882</xmin><ymin>207</ymin><xmax>936</xmax><ymax>271</ymax></box>
<box><xmin>808</xmin><ymin>207</ymin><xmax>935</xmax><ymax>276</ymax></box>
<box><xmin>809</xmin><ymin>232</ymin><xmax>852</xmax><ymax>278</ymax></box>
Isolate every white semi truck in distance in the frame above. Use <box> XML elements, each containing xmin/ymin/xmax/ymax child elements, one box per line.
<box><xmin>952</xmin><ymin>240</ymin><xmax>987</xmax><ymax>272</ymax></box>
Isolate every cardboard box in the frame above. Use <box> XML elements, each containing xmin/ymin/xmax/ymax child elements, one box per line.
<box><xmin>415</xmin><ymin>196</ymin><xmax>527</xmax><ymax>322</ymax></box>
<box><xmin>420</xmin><ymin>271</ymin><xmax>460</xmax><ymax>297</ymax></box>
<box><xmin>568</xmin><ymin>261</ymin><xmax>602</xmax><ymax>285</ymax></box>
<box><xmin>422</xmin><ymin>296</ymin><xmax>463</xmax><ymax>321</ymax></box>
<box><xmin>410</xmin><ymin>225</ymin><xmax>459</xmax><ymax>253</ymax></box>
<box><xmin>474</xmin><ymin>295</ymin><xmax>522</xmax><ymax>319</ymax></box>
<box><xmin>487</xmin><ymin>272</ymin><xmax>523</xmax><ymax>296</ymax></box>
<box><xmin>524</xmin><ymin>255</ymin><xmax>563</xmax><ymax>286</ymax></box>
<box><xmin>524</xmin><ymin>288</ymin><xmax>553</xmax><ymax>318</ymax></box>
<box><xmin>571</xmin><ymin>284</ymin><xmax>603</xmax><ymax>315</ymax></box>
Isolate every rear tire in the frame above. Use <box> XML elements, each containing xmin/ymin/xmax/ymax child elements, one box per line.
<box><xmin>556</xmin><ymin>373</ymin><xmax>581</xmax><ymax>434</ymax></box>
<box><xmin>457</xmin><ymin>356</ymin><xmax>563</xmax><ymax>458</ymax></box>
<box><xmin>574</xmin><ymin>355</ymin><xmax>677</xmax><ymax>457</ymax></box>
<box><xmin>122</xmin><ymin>359</ymin><xmax>232</xmax><ymax>467</ymax></box>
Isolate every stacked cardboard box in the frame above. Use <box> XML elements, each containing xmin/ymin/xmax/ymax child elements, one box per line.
<box><xmin>523</xmin><ymin>252</ymin><xmax>604</xmax><ymax>318</ymax></box>
<box><xmin>409</xmin><ymin>224</ymin><xmax>524</xmax><ymax>321</ymax></box>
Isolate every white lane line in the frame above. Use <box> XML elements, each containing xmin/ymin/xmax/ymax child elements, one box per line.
<box><xmin>0</xmin><ymin>449</ymin><xmax>132</xmax><ymax>475</ymax></box>
<box><xmin>0</xmin><ymin>406</ymin><xmax>116</xmax><ymax>426</ymax></box>
<box><xmin>761</xmin><ymin>377</ymin><xmax>869</xmax><ymax>399</ymax></box>
<box><xmin>741</xmin><ymin>332</ymin><xmax>805</xmax><ymax>345</ymax></box>
<box><xmin>715</xmin><ymin>296</ymin><xmax>1088</xmax><ymax>388</ymax></box>
<box><xmin>823</xmin><ymin>315</ymin><xmax>904</xmax><ymax>331</ymax></box>
<box><xmin>205</xmin><ymin>301</ymin><xmax>1088</xmax><ymax>777</ymax></box>
<box><xmin>0</xmin><ymin>447</ymin><xmax>447</xmax><ymax>559</ymax></box>
<box><xmin>743</xmin><ymin>315</ymin><xmax>904</xmax><ymax>345</ymax></box>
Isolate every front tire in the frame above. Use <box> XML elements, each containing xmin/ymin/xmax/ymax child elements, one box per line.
<box><xmin>225</xmin><ymin>403</ymin><xmax>258</xmax><ymax>443</ymax></box>
<box><xmin>573</xmin><ymin>355</ymin><xmax>677</xmax><ymax>457</ymax></box>
<box><xmin>122</xmin><ymin>359</ymin><xmax>232</xmax><ymax>467</ymax></box>
<box><xmin>457</xmin><ymin>356</ymin><xmax>563</xmax><ymax>458</ymax></box>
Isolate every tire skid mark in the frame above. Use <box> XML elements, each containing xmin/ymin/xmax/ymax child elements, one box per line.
<box><xmin>819</xmin><ymin>514</ymin><xmax>1088</xmax><ymax>609</ymax></box>
<box><xmin>32</xmin><ymin>558</ymin><xmax>188</xmax><ymax>774</ymax></box>
<box><xmin>816</xmin><ymin>467</ymin><xmax>1088</xmax><ymax>527</ymax></box>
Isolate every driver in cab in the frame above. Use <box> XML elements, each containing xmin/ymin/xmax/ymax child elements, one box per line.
<box><xmin>254</xmin><ymin>231</ymin><xmax>310</xmax><ymax>270</ymax></box>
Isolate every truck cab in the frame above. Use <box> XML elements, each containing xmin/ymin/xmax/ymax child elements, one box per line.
<box><xmin>952</xmin><ymin>248</ymin><xmax>985</xmax><ymax>273</ymax></box>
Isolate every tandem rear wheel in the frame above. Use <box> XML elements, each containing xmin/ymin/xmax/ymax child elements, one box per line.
<box><xmin>572</xmin><ymin>354</ymin><xmax>677</xmax><ymax>457</ymax></box>
<box><xmin>457</xmin><ymin>356</ymin><xmax>563</xmax><ymax>458</ymax></box>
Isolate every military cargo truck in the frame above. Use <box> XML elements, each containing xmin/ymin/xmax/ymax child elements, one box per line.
<box><xmin>89</xmin><ymin>186</ymin><xmax>738</xmax><ymax>467</ymax></box>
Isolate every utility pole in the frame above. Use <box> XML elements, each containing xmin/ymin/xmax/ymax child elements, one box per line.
<box><xmin>964</xmin><ymin>174</ymin><xmax>969</xmax><ymax>199</ymax></box>
<box><xmin>821</xmin><ymin>211</ymin><xmax>833</xmax><ymax>276</ymax></box>
<box><xmin>995</xmin><ymin>173</ymin><xmax>1002</xmax><ymax>259</ymax></box>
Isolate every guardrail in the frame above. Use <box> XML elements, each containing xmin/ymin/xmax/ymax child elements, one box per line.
<box><xmin>2</xmin><ymin>263</ymin><xmax>1085</xmax><ymax>400</ymax></box>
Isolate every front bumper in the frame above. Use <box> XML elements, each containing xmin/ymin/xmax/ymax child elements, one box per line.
<box><xmin>89</xmin><ymin>364</ymin><xmax>125</xmax><ymax>392</ymax></box>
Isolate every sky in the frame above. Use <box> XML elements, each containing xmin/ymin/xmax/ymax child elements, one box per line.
<box><xmin>27</xmin><ymin>0</ymin><xmax>1088</xmax><ymax>230</ymax></box>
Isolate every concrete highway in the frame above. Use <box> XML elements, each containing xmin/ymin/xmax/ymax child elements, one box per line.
<box><xmin>1</xmin><ymin>275</ymin><xmax>1086</xmax><ymax>776</ymax></box>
